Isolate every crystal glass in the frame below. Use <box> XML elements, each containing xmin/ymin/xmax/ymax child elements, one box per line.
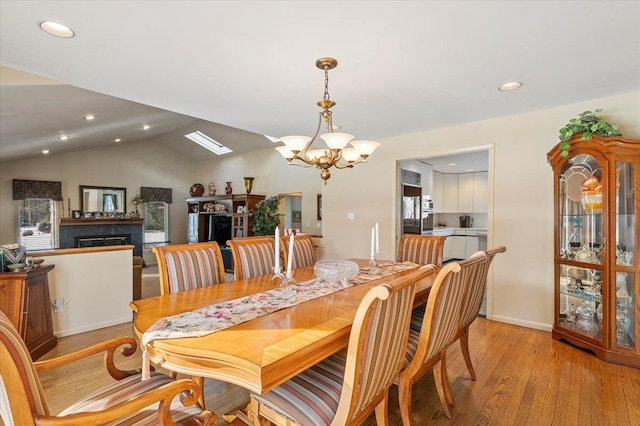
<box><xmin>314</xmin><ymin>260</ymin><xmax>359</xmax><ymax>285</ymax></box>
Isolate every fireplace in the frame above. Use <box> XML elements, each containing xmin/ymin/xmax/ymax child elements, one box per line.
<box><xmin>75</xmin><ymin>235</ymin><xmax>130</xmax><ymax>249</ymax></box>
<box><xmin>59</xmin><ymin>218</ymin><xmax>143</xmax><ymax>256</ymax></box>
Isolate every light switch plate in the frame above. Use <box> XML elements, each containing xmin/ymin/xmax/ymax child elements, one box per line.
<box><xmin>347</xmin><ymin>212</ymin><xmax>355</xmax><ymax>220</ymax></box>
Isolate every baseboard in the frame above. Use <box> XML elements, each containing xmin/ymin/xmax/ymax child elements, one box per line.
<box><xmin>490</xmin><ymin>315</ymin><xmax>552</xmax><ymax>332</ymax></box>
<box><xmin>54</xmin><ymin>316</ymin><xmax>132</xmax><ymax>337</ymax></box>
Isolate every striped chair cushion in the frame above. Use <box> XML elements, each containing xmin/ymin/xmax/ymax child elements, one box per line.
<box><xmin>58</xmin><ymin>372</ymin><xmax>205</xmax><ymax>425</ymax></box>
<box><xmin>410</xmin><ymin>304</ymin><xmax>426</xmax><ymax>332</ymax></box>
<box><xmin>404</xmin><ymin>328</ymin><xmax>421</xmax><ymax>369</ymax></box>
<box><xmin>460</xmin><ymin>256</ymin><xmax>491</xmax><ymax>328</ymax></box>
<box><xmin>398</xmin><ymin>236</ymin><xmax>443</xmax><ymax>266</ymax></box>
<box><xmin>252</xmin><ymin>353</ymin><xmax>346</xmax><ymax>426</ymax></box>
<box><xmin>235</xmin><ymin>242</ymin><xmax>275</xmax><ymax>279</ymax></box>
<box><xmin>164</xmin><ymin>248</ymin><xmax>224</xmax><ymax>293</ymax></box>
<box><xmin>291</xmin><ymin>237</ymin><xmax>316</xmax><ymax>269</ymax></box>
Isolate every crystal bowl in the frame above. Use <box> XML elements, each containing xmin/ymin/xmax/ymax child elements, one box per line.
<box><xmin>314</xmin><ymin>260</ymin><xmax>360</xmax><ymax>284</ymax></box>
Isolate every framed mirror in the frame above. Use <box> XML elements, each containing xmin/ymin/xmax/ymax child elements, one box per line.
<box><xmin>80</xmin><ymin>185</ymin><xmax>126</xmax><ymax>213</ymax></box>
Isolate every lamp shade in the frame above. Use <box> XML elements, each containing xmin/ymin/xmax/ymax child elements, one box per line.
<box><xmin>341</xmin><ymin>148</ymin><xmax>361</xmax><ymax>162</ymax></box>
<box><xmin>280</xmin><ymin>135</ymin><xmax>312</xmax><ymax>152</ymax></box>
<box><xmin>306</xmin><ymin>149</ymin><xmax>327</xmax><ymax>161</ymax></box>
<box><xmin>350</xmin><ymin>140</ymin><xmax>381</xmax><ymax>157</ymax></box>
<box><xmin>276</xmin><ymin>145</ymin><xmax>295</xmax><ymax>159</ymax></box>
<box><xmin>320</xmin><ymin>132</ymin><xmax>354</xmax><ymax>150</ymax></box>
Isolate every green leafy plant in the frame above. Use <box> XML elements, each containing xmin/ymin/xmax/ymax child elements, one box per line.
<box><xmin>558</xmin><ymin>109</ymin><xmax>622</xmax><ymax>157</ymax></box>
<box><xmin>247</xmin><ymin>195</ymin><xmax>283</xmax><ymax>236</ymax></box>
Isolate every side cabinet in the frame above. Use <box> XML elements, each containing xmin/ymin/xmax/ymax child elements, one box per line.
<box><xmin>0</xmin><ymin>264</ymin><xmax>57</xmax><ymax>360</ymax></box>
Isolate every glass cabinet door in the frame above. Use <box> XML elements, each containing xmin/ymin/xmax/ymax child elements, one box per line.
<box><xmin>615</xmin><ymin>161</ymin><xmax>635</xmax><ymax>349</ymax></box>
<box><xmin>557</xmin><ymin>153</ymin><xmax>605</xmax><ymax>341</ymax></box>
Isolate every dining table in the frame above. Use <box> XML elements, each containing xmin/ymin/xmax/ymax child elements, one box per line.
<box><xmin>130</xmin><ymin>259</ymin><xmax>437</xmax><ymax>395</ymax></box>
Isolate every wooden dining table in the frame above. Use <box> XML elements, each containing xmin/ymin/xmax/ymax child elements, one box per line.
<box><xmin>130</xmin><ymin>259</ymin><xmax>437</xmax><ymax>395</ymax></box>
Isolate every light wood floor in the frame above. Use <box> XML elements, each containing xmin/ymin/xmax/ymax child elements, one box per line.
<box><xmin>34</xmin><ymin>267</ymin><xmax>640</xmax><ymax>425</ymax></box>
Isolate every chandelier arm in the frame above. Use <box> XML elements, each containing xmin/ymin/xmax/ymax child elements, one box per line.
<box><xmin>299</xmin><ymin>111</ymin><xmax>325</xmax><ymax>159</ymax></box>
<box><xmin>289</xmin><ymin>161</ymin><xmax>315</xmax><ymax>169</ymax></box>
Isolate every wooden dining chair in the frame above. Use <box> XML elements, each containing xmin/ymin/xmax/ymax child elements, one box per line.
<box><xmin>227</xmin><ymin>236</ymin><xmax>276</xmax><ymax>281</ymax></box>
<box><xmin>398</xmin><ymin>234</ymin><xmax>447</xmax><ymax>267</ymax></box>
<box><xmin>153</xmin><ymin>241</ymin><xmax>226</xmax><ymax>295</ymax></box>
<box><xmin>396</xmin><ymin>254</ymin><xmax>489</xmax><ymax>423</ymax></box>
<box><xmin>0</xmin><ymin>309</ymin><xmax>216</xmax><ymax>425</ymax></box>
<box><xmin>281</xmin><ymin>233</ymin><xmax>317</xmax><ymax>270</ymax></box>
<box><xmin>248</xmin><ymin>265</ymin><xmax>437</xmax><ymax>426</ymax></box>
<box><xmin>453</xmin><ymin>246</ymin><xmax>507</xmax><ymax>381</ymax></box>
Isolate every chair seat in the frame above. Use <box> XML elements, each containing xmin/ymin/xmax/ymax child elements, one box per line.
<box><xmin>251</xmin><ymin>353</ymin><xmax>346</xmax><ymax>426</ymax></box>
<box><xmin>410</xmin><ymin>304</ymin><xmax>426</xmax><ymax>332</ymax></box>
<box><xmin>58</xmin><ymin>372</ymin><xmax>206</xmax><ymax>425</ymax></box>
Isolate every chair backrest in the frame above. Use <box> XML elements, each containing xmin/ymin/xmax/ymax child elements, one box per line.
<box><xmin>153</xmin><ymin>242</ymin><xmax>226</xmax><ymax>295</ymax></box>
<box><xmin>460</xmin><ymin>246</ymin><xmax>506</xmax><ymax>328</ymax></box>
<box><xmin>281</xmin><ymin>234</ymin><xmax>317</xmax><ymax>270</ymax></box>
<box><xmin>412</xmin><ymin>255</ymin><xmax>488</xmax><ymax>365</ymax></box>
<box><xmin>332</xmin><ymin>265</ymin><xmax>436</xmax><ymax>425</ymax></box>
<box><xmin>0</xmin><ymin>309</ymin><xmax>48</xmax><ymax>424</ymax></box>
<box><xmin>397</xmin><ymin>235</ymin><xmax>446</xmax><ymax>267</ymax></box>
<box><xmin>227</xmin><ymin>236</ymin><xmax>276</xmax><ymax>281</ymax></box>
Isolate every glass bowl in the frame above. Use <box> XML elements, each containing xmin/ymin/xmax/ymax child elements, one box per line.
<box><xmin>314</xmin><ymin>260</ymin><xmax>360</xmax><ymax>284</ymax></box>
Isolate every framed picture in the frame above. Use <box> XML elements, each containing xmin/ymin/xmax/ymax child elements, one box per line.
<box><xmin>94</xmin><ymin>211</ymin><xmax>101</xmax><ymax>219</ymax></box>
<box><xmin>72</xmin><ymin>210</ymin><xmax>81</xmax><ymax>219</ymax></box>
<box><xmin>292</xmin><ymin>210</ymin><xmax>302</xmax><ymax>222</ymax></box>
<box><xmin>317</xmin><ymin>194</ymin><xmax>322</xmax><ymax>220</ymax></box>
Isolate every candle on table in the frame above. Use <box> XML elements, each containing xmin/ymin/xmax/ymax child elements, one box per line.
<box><xmin>286</xmin><ymin>233</ymin><xmax>295</xmax><ymax>277</ymax></box>
<box><xmin>370</xmin><ymin>227</ymin><xmax>375</xmax><ymax>258</ymax></box>
<box><xmin>375</xmin><ymin>222</ymin><xmax>379</xmax><ymax>253</ymax></box>
<box><xmin>274</xmin><ymin>226</ymin><xmax>280</xmax><ymax>271</ymax></box>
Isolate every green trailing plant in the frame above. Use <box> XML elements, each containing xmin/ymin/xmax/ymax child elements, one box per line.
<box><xmin>558</xmin><ymin>109</ymin><xmax>622</xmax><ymax>157</ymax></box>
<box><xmin>247</xmin><ymin>195</ymin><xmax>283</xmax><ymax>236</ymax></box>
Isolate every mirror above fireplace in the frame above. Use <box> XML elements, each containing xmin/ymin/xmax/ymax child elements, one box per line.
<box><xmin>80</xmin><ymin>185</ymin><xmax>127</xmax><ymax>213</ymax></box>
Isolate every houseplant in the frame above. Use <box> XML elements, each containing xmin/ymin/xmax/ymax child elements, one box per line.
<box><xmin>558</xmin><ymin>109</ymin><xmax>622</xmax><ymax>157</ymax></box>
<box><xmin>247</xmin><ymin>195</ymin><xmax>283</xmax><ymax>236</ymax></box>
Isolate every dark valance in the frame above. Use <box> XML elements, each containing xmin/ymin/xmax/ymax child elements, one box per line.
<box><xmin>140</xmin><ymin>187</ymin><xmax>172</xmax><ymax>204</ymax></box>
<box><xmin>13</xmin><ymin>179</ymin><xmax>63</xmax><ymax>201</ymax></box>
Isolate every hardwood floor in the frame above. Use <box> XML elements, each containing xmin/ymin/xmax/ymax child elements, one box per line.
<box><xmin>34</xmin><ymin>316</ymin><xmax>640</xmax><ymax>425</ymax></box>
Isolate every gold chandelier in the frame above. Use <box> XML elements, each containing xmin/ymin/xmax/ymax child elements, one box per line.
<box><xmin>275</xmin><ymin>57</ymin><xmax>380</xmax><ymax>184</ymax></box>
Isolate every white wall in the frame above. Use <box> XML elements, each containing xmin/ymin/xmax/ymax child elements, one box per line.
<box><xmin>322</xmin><ymin>91</ymin><xmax>640</xmax><ymax>331</ymax></box>
<box><xmin>0</xmin><ymin>139</ymin><xmax>197</xmax><ymax>246</ymax></box>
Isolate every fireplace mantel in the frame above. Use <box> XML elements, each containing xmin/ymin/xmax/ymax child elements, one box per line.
<box><xmin>58</xmin><ymin>218</ymin><xmax>143</xmax><ymax>256</ymax></box>
<box><xmin>59</xmin><ymin>218</ymin><xmax>144</xmax><ymax>226</ymax></box>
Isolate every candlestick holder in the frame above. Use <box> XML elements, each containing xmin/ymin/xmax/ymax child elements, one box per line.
<box><xmin>273</xmin><ymin>266</ymin><xmax>296</xmax><ymax>287</ymax></box>
<box><xmin>368</xmin><ymin>255</ymin><xmax>381</xmax><ymax>275</ymax></box>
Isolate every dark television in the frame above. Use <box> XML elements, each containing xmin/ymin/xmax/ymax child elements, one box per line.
<box><xmin>207</xmin><ymin>215</ymin><xmax>232</xmax><ymax>247</ymax></box>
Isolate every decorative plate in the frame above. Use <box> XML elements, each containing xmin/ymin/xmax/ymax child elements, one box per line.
<box><xmin>190</xmin><ymin>183</ymin><xmax>205</xmax><ymax>197</ymax></box>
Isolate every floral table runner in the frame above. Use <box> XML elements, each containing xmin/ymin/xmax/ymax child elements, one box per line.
<box><xmin>141</xmin><ymin>260</ymin><xmax>417</xmax><ymax>379</ymax></box>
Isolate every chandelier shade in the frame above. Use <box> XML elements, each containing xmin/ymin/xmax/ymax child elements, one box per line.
<box><xmin>275</xmin><ymin>57</ymin><xmax>380</xmax><ymax>183</ymax></box>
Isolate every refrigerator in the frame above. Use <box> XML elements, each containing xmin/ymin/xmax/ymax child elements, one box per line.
<box><xmin>402</xmin><ymin>184</ymin><xmax>422</xmax><ymax>234</ymax></box>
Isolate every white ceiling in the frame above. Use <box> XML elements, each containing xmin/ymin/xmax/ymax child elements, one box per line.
<box><xmin>1</xmin><ymin>1</ymin><xmax>639</xmax><ymax>163</ymax></box>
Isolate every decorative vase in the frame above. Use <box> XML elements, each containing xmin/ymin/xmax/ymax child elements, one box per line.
<box><xmin>244</xmin><ymin>177</ymin><xmax>255</xmax><ymax>194</ymax></box>
<box><xmin>208</xmin><ymin>182</ymin><xmax>216</xmax><ymax>196</ymax></box>
<box><xmin>225</xmin><ymin>182</ymin><xmax>233</xmax><ymax>195</ymax></box>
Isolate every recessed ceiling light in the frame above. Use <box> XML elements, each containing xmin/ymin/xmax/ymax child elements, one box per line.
<box><xmin>84</xmin><ymin>114</ymin><xmax>95</xmax><ymax>120</ymax></box>
<box><xmin>331</xmin><ymin>125</ymin><xmax>342</xmax><ymax>131</ymax></box>
<box><xmin>42</xmin><ymin>150</ymin><xmax>50</xmax><ymax>155</ymax></box>
<box><xmin>58</xmin><ymin>135</ymin><xmax>68</xmax><ymax>141</ymax></box>
<box><xmin>38</xmin><ymin>21</ymin><xmax>74</xmax><ymax>38</ymax></box>
<box><xmin>448</xmin><ymin>163</ymin><xmax>456</xmax><ymax>166</ymax></box>
<box><xmin>114</xmin><ymin>138</ymin><xmax>122</xmax><ymax>143</ymax></box>
<box><xmin>498</xmin><ymin>81</ymin><xmax>523</xmax><ymax>91</ymax></box>
<box><xmin>466</xmin><ymin>169</ymin><xmax>474</xmax><ymax>172</ymax></box>
<box><xmin>142</xmin><ymin>125</ymin><xmax>150</xmax><ymax>130</ymax></box>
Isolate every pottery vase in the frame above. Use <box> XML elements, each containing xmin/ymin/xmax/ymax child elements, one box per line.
<box><xmin>225</xmin><ymin>182</ymin><xmax>233</xmax><ymax>195</ymax></box>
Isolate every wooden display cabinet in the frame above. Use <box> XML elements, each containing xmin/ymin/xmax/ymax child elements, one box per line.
<box><xmin>0</xmin><ymin>264</ymin><xmax>57</xmax><ymax>360</ymax></box>
<box><xmin>547</xmin><ymin>135</ymin><xmax>639</xmax><ymax>368</ymax></box>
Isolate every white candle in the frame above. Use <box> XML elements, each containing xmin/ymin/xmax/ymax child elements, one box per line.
<box><xmin>274</xmin><ymin>226</ymin><xmax>280</xmax><ymax>271</ymax></box>
<box><xmin>370</xmin><ymin>227</ymin><xmax>375</xmax><ymax>258</ymax></box>
<box><xmin>286</xmin><ymin>233</ymin><xmax>295</xmax><ymax>277</ymax></box>
<box><xmin>375</xmin><ymin>222</ymin><xmax>379</xmax><ymax>253</ymax></box>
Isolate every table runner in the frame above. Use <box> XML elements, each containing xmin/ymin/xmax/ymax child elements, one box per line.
<box><xmin>141</xmin><ymin>260</ymin><xmax>418</xmax><ymax>379</ymax></box>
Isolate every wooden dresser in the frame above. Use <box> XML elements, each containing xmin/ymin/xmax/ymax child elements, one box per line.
<box><xmin>0</xmin><ymin>264</ymin><xmax>57</xmax><ymax>360</ymax></box>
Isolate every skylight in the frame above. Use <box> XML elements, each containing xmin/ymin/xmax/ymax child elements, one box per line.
<box><xmin>185</xmin><ymin>131</ymin><xmax>232</xmax><ymax>155</ymax></box>
<box><xmin>264</xmin><ymin>135</ymin><xmax>281</xmax><ymax>143</ymax></box>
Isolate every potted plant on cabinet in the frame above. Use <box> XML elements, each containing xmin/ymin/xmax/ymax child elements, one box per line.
<box><xmin>558</xmin><ymin>109</ymin><xmax>622</xmax><ymax>157</ymax></box>
<box><xmin>247</xmin><ymin>195</ymin><xmax>283</xmax><ymax>236</ymax></box>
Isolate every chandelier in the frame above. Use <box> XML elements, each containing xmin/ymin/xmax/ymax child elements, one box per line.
<box><xmin>275</xmin><ymin>57</ymin><xmax>380</xmax><ymax>184</ymax></box>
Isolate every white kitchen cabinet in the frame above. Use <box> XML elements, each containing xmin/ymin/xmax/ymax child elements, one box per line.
<box><xmin>465</xmin><ymin>236</ymin><xmax>479</xmax><ymax>257</ymax></box>
<box><xmin>457</xmin><ymin>173</ymin><xmax>474</xmax><ymax>213</ymax></box>
<box><xmin>452</xmin><ymin>235</ymin><xmax>467</xmax><ymax>260</ymax></box>
<box><xmin>442</xmin><ymin>174</ymin><xmax>458</xmax><ymax>213</ymax></box>
<box><xmin>433</xmin><ymin>172</ymin><xmax>444</xmax><ymax>213</ymax></box>
<box><xmin>473</xmin><ymin>172</ymin><xmax>488</xmax><ymax>213</ymax></box>
<box><xmin>443</xmin><ymin>236</ymin><xmax>454</xmax><ymax>261</ymax></box>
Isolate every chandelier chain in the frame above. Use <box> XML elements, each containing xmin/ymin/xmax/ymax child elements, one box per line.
<box><xmin>323</xmin><ymin>68</ymin><xmax>331</xmax><ymax>102</ymax></box>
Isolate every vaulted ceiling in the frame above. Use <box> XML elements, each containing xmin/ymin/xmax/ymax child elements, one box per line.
<box><xmin>1</xmin><ymin>1</ymin><xmax>639</xmax><ymax>163</ymax></box>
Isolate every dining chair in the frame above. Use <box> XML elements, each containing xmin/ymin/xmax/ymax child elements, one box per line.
<box><xmin>153</xmin><ymin>241</ymin><xmax>226</xmax><ymax>295</ymax></box>
<box><xmin>227</xmin><ymin>236</ymin><xmax>276</xmax><ymax>281</ymax></box>
<box><xmin>453</xmin><ymin>246</ymin><xmax>507</xmax><ymax>381</ymax></box>
<box><xmin>397</xmin><ymin>234</ymin><xmax>446</xmax><ymax>267</ymax></box>
<box><xmin>281</xmin><ymin>233</ymin><xmax>317</xmax><ymax>270</ymax></box>
<box><xmin>248</xmin><ymin>265</ymin><xmax>437</xmax><ymax>426</ymax></box>
<box><xmin>397</xmin><ymin>254</ymin><xmax>489</xmax><ymax>423</ymax></box>
<box><xmin>0</xmin><ymin>309</ymin><xmax>216</xmax><ymax>425</ymax></box>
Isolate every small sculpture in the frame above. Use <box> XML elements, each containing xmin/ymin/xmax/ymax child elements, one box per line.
<box><xmin>208</xmin><ymin>182</ymin><xmax>216</xmax><ymax>196</ymax></box>
<box><xmin>225</xmin><ymin>181</ymin><xmax>233</xmax><ymax>195</ymax></box>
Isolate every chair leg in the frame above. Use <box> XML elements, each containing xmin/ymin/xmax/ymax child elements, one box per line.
<box><xmin>192</xmin><ymin>375</ymin><xmax>205</xmax><ymax>408</ymax></box>
<box><xmin>433</xmin><ymin>366</ymin><xmax>452</xmax><ymax>419</ymax></box>
<box><xmin>398</xmin><ymin>375</ymin><xmax>414</xmax><ymax>426</ymax></box>
<box><xmin>440</xmin><ymin>350</ymin><xmax>455</xmax><ymax>406</ymax></box>
<box><xmin>460</xmin><ymin>329</ymin><xmax>477</xmax><ymax>380</ymax></box>
<box><xmin>374</xmin><ymin>388</ymin><xmax>390</xmax><ymax>426</ymax></box>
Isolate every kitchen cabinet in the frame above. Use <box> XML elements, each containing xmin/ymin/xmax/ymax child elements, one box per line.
<box><xmin>433</xmin><ymin>172</ymin><xmax>444</xmax><ymax>213</ymax></box>
<box><xmin>432</xmin><ymin>171</ymin><xmax>487</xmax><ymax>213</ymax></box>
<box><xmin>452</xmin><ymin>235</ymin><xmax>466</xmax><ymax>260</ymax></box>
<box><xmin>473</xmin><ymin>172</ymin><xmax>488</xmax><ymax>213</ymax></box>
<box><xmin>443</xmin><ymin>174</ymin><xmax>458</xmax><ymax>213</ymax></box>
<box><xmin>0</xmin><ymin>265</ymin><xmax>57</xmax><ymax>360</ymax></box>
<box><xmin>457</xmin><ymin>173</ymin><xmax>474</xmax><ymax>213</ymax></box>
<box><xmin>548</xmin><ymin>134</ymin><xmax>639</xmax><ymax>368</ymax></box>
<box><xmin>465</xmin><ymin>236</ymin><xmax>479</xmax><ymax>257</ymax></box>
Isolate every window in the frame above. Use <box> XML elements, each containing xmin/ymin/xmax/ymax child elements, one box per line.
<box><xmin>18</xmin><ymin>198</ymin><xmax>60</xmax><ymax>250</ymax></box>
<box><xmin>144</xmin><ymin>201</ymin><xmax>169</xmax><ymax>244</ymax></box>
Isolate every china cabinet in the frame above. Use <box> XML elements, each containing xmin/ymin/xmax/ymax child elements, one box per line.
<box><xmin>548</xmin><ymin>134</ymin><xmax>639</xmax><ymax>367</ymax></box>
